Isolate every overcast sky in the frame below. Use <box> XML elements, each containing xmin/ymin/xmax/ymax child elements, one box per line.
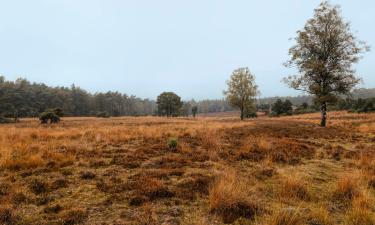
<box><xmin>0</xmin><ymin>0</ymin><xmax>374</xmax><ymax>100</ymax></box>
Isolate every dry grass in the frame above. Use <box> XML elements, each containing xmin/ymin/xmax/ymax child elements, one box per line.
<box><xmin>344</xmin><ymin>206</ymin><xmax>375</xmax><ymax>225</ymax></box>
<box><xmin>209</xmin><ymin>170</ymin><xmax>262</xmax><ymax>223</ymax></box>
<box><xmin>333</xmin><ymin>174</ymin><xmax>361</xmax><ymax>202</ymax></box>
<box><xmin>279</xmin><ymin>176</ymin><xmax>310</xmax><ymax>201</ymax></box>
<box><xmin>0</xmin><ymin>112</ymin><xmax>374</xmax><ymax>224</ymax></box>
<box><xmin>268</xmin><ymin>208</ymin><xmax>305</xmax><ymax>225</ymax></box>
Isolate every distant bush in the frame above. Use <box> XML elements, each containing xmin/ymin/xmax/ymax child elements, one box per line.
<box><xmin>271</xmin><ymin>99</ymin><xmax>293</xmax><ymax>116</ymax></box>
<box><xmin>39</xmin><ymin>112</ymin><xmax>60</xmax><ymax>124</ymax></box>
<box><xmin>167</xmin><ymin>137</ymin><xmax>178</xmax><ymax>150</ymax></box>
<box><xmin>245</xmin><ymin>111</ymin><xmax>257</xmax><ymax>118</ymax></box>
<box><xmin>96</xmin><ymin>111</ymin><xmax>110</xmax><ymax>118</ymax></box>
<box><xmin>51</xmin><ymin>107</ymin><xmax>64</xmax><ymax>117</ymax></box>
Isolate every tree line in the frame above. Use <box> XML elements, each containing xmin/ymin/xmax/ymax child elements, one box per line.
<box><xmin>0</xmin><ymin>76</ymin><xmax>157</xmax><ymax>118</ymax></box>
<box><xmin>1</xmin><ymin>74</ymin><xmax>374</xmax><ymax>121</ymax></box>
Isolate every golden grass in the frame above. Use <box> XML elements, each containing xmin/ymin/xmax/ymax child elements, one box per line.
<box><xmin>268</xmin><ymin>208</ymin><xmax>305</xmax><ymax>225</ymax></box>
<box><xmin>279</xmin><ymin>176</ymin><xmax>310</xmax><ymax>201</ymax></box>
<box><xmin>0</xmin><ymin>112</ymin><xmax>374</xmax><ymax>224</ymax></box>
<box><xmin>344</xmin><ymin>206</ymin><xmax>375</xmax><ymax>225</ymax></box>
<box><xmin>333</xmin><ymin>174</ymin><xmax>361</xmax><ymax>202</ymax></box>
<box><xmin>209</xmin><ymin>169</ymin><xmax>262</xmax><ymax>223</ymax></box>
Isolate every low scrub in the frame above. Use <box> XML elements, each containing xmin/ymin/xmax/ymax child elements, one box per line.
<box><xmin>209</xmin><ymin>170</ymin><xmax>262</xmax><ymax>223</ymax></box>
<box><xmin>130</xmin><ymin>177</ymin><xmax>175</xmax><ymax>205</ymax></box>
<box><xmin>280</xmin><ymin>177</ymin><xmax>311</xmax><ymax>201</ymax></box>
<box><xmin>0</xmin><ymin>205</ymin><xmax>17</xmax><ymax>225</ymax></box>
<box><xmin>28</xmin><ymin>179</ymin><xmax>48</xmax><ymax>195</ymax></box>
<box><xmin>39</xmin><ymin>111</ymin><xmax>60</xmax><ymax>124</ymax></box>
<box><xmin>60</xmin><ymin>208</ymin><xmax>87</xmax><ymax>225</ymax></box>
<box><xmin>96</xmin><ymin>111</ymin><xmax>110</xmax><ymax>118</ymax></box>
<box><xmin>333</xmin><ymin>175</ymin><xmax>360</xmax><ymax>202</ymax></box>
<box><xmin>0</xmin><ymin>154</ymin><xmax>44</xmax><ymax>171</ymax></box>
<box><xmin>167</xmin><ymin>137</ymin><xmax>178</xmax><ymax>150</ymax></box>
<box><xmin>237</xmin><ymin>137</ymin><xmax>314</xmax><ymax>164</ymax></box>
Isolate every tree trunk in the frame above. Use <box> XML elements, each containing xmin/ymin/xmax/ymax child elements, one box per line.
<box><xmin>320</xmin><ymin>102</ymin><xmax>327</xmax><ymax>127</ymax></box>
<box><xmin>240</xmin><ymin>108</ymin><xmax>244</xmax><ymax>121</ymax></box>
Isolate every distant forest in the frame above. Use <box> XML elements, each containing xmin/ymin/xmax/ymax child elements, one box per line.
<box><xmin>1</xmin><ymin>76</ymin><xmax>374</xmax><ymax>117</ymax></box>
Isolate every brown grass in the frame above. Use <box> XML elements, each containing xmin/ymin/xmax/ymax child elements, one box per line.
<box><xmin>333</xmin><ymin>175</ymin><xmax>361</xmax><ymax>202</ymax></box>
<box><xmin>0</xmin><ymin>205</ymin><xmax>17</xmax><ymax>225</ymax></box>
<box><xmin>268</xmin><ymin>208</ymin><xmax>305</xmax><ymax>225</ymax></box>
<box><xmin>209</xmin><ymin>170</ymin><xmax>262</xmax><ymax>223</ymax></box>
<box><xmin>0</xmin><ymin>112</ymin><xmax>374</xmax><ymax>224</ymax></box>
<box><xmin>279</xmin><ymin>176</ymin><xmax>311</xmax><ymax>201</ymax></box>
<box><xmin>344</xmin><ymin>206</ymin><xmax>375</xmax><ymax>225</ymax></box>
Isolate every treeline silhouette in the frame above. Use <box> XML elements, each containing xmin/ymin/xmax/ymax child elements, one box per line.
<box><xmin>0</xmin><ymin>76</ymin><xmax>374</xmax><ymax>118</ymax></box>
<box><xmin>0</xmin><ymin>76</ymin><xmax>156</xmax><ymax>117</ymax></box>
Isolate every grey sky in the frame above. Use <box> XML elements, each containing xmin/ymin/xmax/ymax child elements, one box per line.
<box><xmin>0</xmin><ymin>0</ymin><xmax>374</xmax><ymax>100</ymax></box>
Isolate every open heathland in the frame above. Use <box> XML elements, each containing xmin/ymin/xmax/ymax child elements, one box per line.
<box><xmin>0</xmin><ymin>112</ymin><xmax>375</xmax><ymax>224</ymax></box>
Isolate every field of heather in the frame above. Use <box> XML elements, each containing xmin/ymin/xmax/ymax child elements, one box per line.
<box><xmin>1</xmin><ymin>112</ymin><xmax>375</xmax><ymax>225</ymax></box>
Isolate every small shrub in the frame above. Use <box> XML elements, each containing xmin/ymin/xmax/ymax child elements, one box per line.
<box><xmin>50</xmin><ymin>179</ymin><xmax>68</xmax><ymax>190</ymax></box>
<box><xmin>60</xmin><ymin>169</ymin><xmax>73</xmax><ymax>177</ymax></box>
<box><xmin>28</xmin><ymin>179</ymin><xmax>48</xmax><ymax>195</ymax></box>
<box><xmin>11</xmin><ymin>192</ymin><xmax>27</xmax><ymax>205</ymax></box>
<box><xmin>44</xmin><ymin>204</ymin><xmax>63</xmax><ymax>214</ymax></box>
<box><xmin>39</xmin><ymin>111</ymin><xmax>60</xmax><ymax>124</ymax></box>
<box><xmin>96</xmin><ymin>111</ymin><xmax>110</xmax><ymax>118</ymax></box>
<box><xmin>35</xmin><ymin>195</ymin><xmax>54</xmax><ymax>206</ymax></box>
<box><xmin>167</xmin><ymin>137</ymin><xmax>178</xmax><ymax>150</ymax></box>
<box><xmin>60</xmin><ymin>208</ymin><xmax>87</xmax><ymax>225</ymax></box>
<box><xmin>0</xmin><ymin>183</ymin><xmax>10</xmax><ymax>196</ymax></box>
<box><xmin>0</xmin><ymin>206</ymin><xmax>17</xmax><ymax>225</ymax></box>
<box><xmin>272</xmin><ymin>99</ymin><xmax>293</xmax><ymax>116</ymax></box>
<box><xmin>245</xmin><ymin>111</ymin><xmax>257</xmax><ymax>118</ymax></box>
<box><xmin>80</xmin><ymin>171</ymin><xmax>96</xmax><ymax>180</ymax></box>
<box><xmin>129</xmin><ymin>196</ymin><xmax>147</xmax><ymax>206</ymax></box>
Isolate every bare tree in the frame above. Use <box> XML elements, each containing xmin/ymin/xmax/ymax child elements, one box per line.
<box><xmin>284</xmin><ymin>1</ymin><xmax>369</xmax><ymax>127</ymax></box>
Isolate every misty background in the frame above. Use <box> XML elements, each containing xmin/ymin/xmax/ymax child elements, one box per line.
<box><xmin>0</xmin><ymin>0</ymin><xmax>374</xmax><ymax>100</ymax></box>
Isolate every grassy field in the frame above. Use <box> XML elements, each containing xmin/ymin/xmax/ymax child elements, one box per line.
<box><xmin>1</xmin><ymin>112</ymin><xmax>375</xmax><ymax>225</ymax></box>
